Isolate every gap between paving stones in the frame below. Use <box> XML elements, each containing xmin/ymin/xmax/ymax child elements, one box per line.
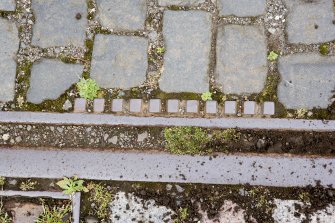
<box><xmin>0</xmin><ymin>147</ymin><xmax>334</xmax><ymax>188</ymax></box>
<box><xmin>0</xmin><ymin>111</ymin><xmax>335</xmax><ymax>131</ymax></box>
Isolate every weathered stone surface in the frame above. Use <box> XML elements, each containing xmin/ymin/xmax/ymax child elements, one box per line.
<box><xmin>93</xmin><ymin>99</ymin><xmax>105</xmax><ymax>113</ymax></box>
<box><xmin>111</xmin><ymin>99</ymin><xmax>123</xmax><ymax>112</ymax></box>
<box><xmin>205</xmin><ymin>101</ymin><xmax>217</xmax><ymax>114</ymax></box>
<box><xmin>96</xmin><ymin>0</ymin><xmax>146</xmax><ymax>30</ymax></box>
<box><xmin>0</xmin><ymin>0</ymin><xmax>15</xmax><ymax>11</ymax></box>
<box><xmin>186</xmin><ymin>100</ymin><xmax>199</xmax><ymax>113</ymax></box>
<box><xmin>278</xmin><ymin>53</ymin><xmax>335</xmax><ymax>109</ymax></box>
<box><xmin>74</xmin><ymin>98</ymin><xmax>86</xmax><ymax>113</ymax></box>
<box><xmin>218</xmin><ymin>0</ymin><xmax>266</xmax><ymax>17</ymax></box>
<box><xmin>0</xmin><ymin>18</ymin><xmax>19</xmax><ymax>102</ymax></box>
<box><xmin>272</xmin><ymin>199</ymin><xmax>307</xmax><ymax>223</ymax></box>
<box><xmin>244</xmin><ymin>101</ymin><xmax>256</xmax><ymax>115</ymax></box>
<box><xmin>159</xmin><ymin>11</ymin><xmax>211</xmax><ymax>93</ymax></box>
<box><xmin>217</xmin><ymin>25</ymin><xmax>267</xmax><ymax>94</ymax></box>
<box><xmin>149</xmin><ymin>99</ymin><xmax>161</xmax><ymax>113</ymax></box>
<box><xmin>167</xmin><ymin>99</ymin><xmax>179</xmax><ymax>113</ymax></box>
<box><xmin>224</xmin><ymin>101</ymin><xmax>236</xmax><ymax>114</ymax></box>
<box><xmin>158</xmin><ymin>0</ymin><xmax>204</xmax><ymax>6</ymax></box>
<box><xmin>27</xmin><ymin>60</ymin><xmax>82</xmax><ymax>103</ymax></box>
<box><xmin>263</xmin><ymin>101</ymin><xmax>275</xmax><ymax>115</ymax></box>
<box><xmin>31</xmin><ymin>0</ymin><xmax>87</xmax><ymax>47</ymax></box>
<box><xmin>6</xmin><ymin>202</ymin><xmax>43</xmax><ymax>223</ymax></box>
<box><xmin>283</xmin><ymin>0</ymin><xmax>335</xmax><ymax>44</ymax></box>
<box><xmin>129</xmin><ymin>99</ymin><xmax>142</xmax><ymax>113</ymax></box>
<box><xmin>91</xmin><ymin>35</ymin><xmax>148</xmax><ymax>89</ymax></box>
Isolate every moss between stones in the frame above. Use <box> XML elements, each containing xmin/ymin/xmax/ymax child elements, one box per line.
<box><xmin>319</xmin><ymin>44</ymin><xmax>330</xmax><ymax>56</ymax></box>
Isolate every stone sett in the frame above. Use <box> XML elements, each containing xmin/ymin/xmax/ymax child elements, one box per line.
<box><xmin>205</xmin><ymin>101</ymin><xmax>217</xmax><ymax>114</ymax></box>
<box><xmin>263</xmin><ymin>102</ymin><xmax>275</xmax><ymax>115</ymax></box>
<box><xmin>224</xmin><ymin>101</ymin><xmax>237</xmax><ymax>114</ymax></box>
<box><xmin>243</xmin><ymin>101</ymin><xmax>256</xmax><ymax>115</ymax></box>
<box><xmin>27</xmin><ymin>60</ymin><xmax>82</xmax><ymax>104</ymax></box>
<box><xmin>91</xmin><ymin>35</ymin><xmax>148</xmax><ymax>90</ymax></box>
<box><xmin>158</xmin><ymin>0</ymin><xmax>205</xmax><ymax>6</ymax></box>
<box><xmin>32</xmin><ymin>0</ymin><xmax>87</xmax><ymax>48</ymax></box>
<box><xmin>74</xmin><ymin>98</ymin><xmax>86</xmax><ymax>113</ymax></box>
<box><xmin>111</xmin><ymin>99</ymin><xmax>123</xmax><ymax>112</ymax></box>
<box><xmin>129</xmin><ymin>99</ymin><xmax>142</xmax><ymax>113</ymax></box>
<box><xmin>218</xmin><ymin>0</ymin><xmax>266</xmax><ymax>17</ymax></box>
<box><xmin>0</xmin><ymin>0</ymin><xmax>15</xmax><ymax>11</ymax></box>
<box><xmin>0</xmin><ymin>18</ymin><xmax>19</xmax><ymax>102</ymax></box>
<box><xmin>149</xmin><ymin>99</ymin><xmax>161</xmax><ymax>113</ymax></box>
<box><xmin>216</xmin><ymin>25</ymin><xmax>267</xmax><ymax>95</ymax></box>
<box><xmin>167</xmin><ymin>99</ymin><xmax>179</xmax><ymax>113</ymax></box>
<box><xmin>186</xmin><ymin>100</ymin><xmax>199</xmax><ymax>113</ymax></box>
<box><xmin>159</xmin><ymin>10</ymin><xmax>211</xmax><ymax>93</ymax></box>
<box><xmin>96</xmin><ymin>0</ymin><xmax>146</xmax><ymax>30</ymax></box>
<box><xmin>93</xmin><ymin>99</ymin><xmax>105</xmax><ymax>113</ymax></box>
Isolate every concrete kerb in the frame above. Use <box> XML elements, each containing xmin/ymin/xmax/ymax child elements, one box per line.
<box><xmin>0</xmin><ymin>190</ymin><xmax>81</xmax><ymax>223</ymax></box>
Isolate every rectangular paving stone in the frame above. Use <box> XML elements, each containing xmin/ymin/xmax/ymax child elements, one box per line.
<box><xmin>149</xmin><ymin>99</ymin><xmax>161</xmax><ymax>113</ymax></box>
<box><xmin>217</xmin><ymin>25</ymin><xmax>267</xmax><ymax>94</ymax></box>
<box><xmin>91</xmin><ymin>35</ymin><xmax>148</xmax><ymax>89</ymax></box>
<box><xmin>93</xmin><ymin>99</ymin><xmax>105</xmax><ymax>113</ymax></box>
<box><xmin>283</xmin><ymin>0</ymin><xmax>335</xmax><ymax>44</ymax></box>
<box><xmin>159</xmin><ymin>11</ymin><xmax>211</xmax><ymax>93</ymax></box>
<box><xmin>263</xmin><ymin>101</ymin><xmax>275</xmax><ymax>115</ymax></box>
<box><xmin>31</xmin><ymin>0</ymin><xmax>87</xmax><ymax>48</ymax></box>
<box><xmin>96</xmin><ymin>0</ymin><xmax>146</xmax><ymax>30</ymax></box>
<box><xmin>224</xmin><ymin>101</ymin><xmax>236</xmax><ymax>114</ymax></box>
<box><xmin>278</xmin><ymin>53</ymin><xmax>335</xmax><ymax>109</ymax></box>
<box><xmin>112</xmin><ymin>99</ymin><xmax>123</xmax><ymax>112</ymax></box>
<box><xmin>243</xmin><ymin>101</ymin><xmax>256</xmax><ymax>115</ymax></box>
<box><xmin>74</xmin><ymin>98</ymin><xmax>86</xmax><ymax>113</ymax></box>
<box><xmin>0</xmin><ymin>0</ymin><xmax>15</xmax><ymax>11</ymax></box>
<box><xmin>205</xmin><ymin>101</ymin><xmax>217</xmax><ymax>114</ymax></box>
<box><xmin>186</xmin><ymin>100</ymin><xmax>199</xmax><ymax>113</ymax></box>
<box><xmin>0</xmin><ymin>18</ymin><xmax>19</xmax><ymax>102</ymax></box>
<box><xmin>129</xmin><ymin>99</ymin><xmax>142</xmax><ymax>113</ymax></box>
<box><xmin>158</xmin><ymin>0</ymin><xmax>205</xmax><ymax>6</ymax></box>
<box><xmin>167</xmin><ymin>99</ymin><xmax>179</xmax><ymax>113</ymax></box>
<box><xmin>218</xmin><ymin>0</ymin><xmax>266</xmax><ymax>17</ymax></box>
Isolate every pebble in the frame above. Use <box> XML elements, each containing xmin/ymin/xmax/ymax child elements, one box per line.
<box><xmin>256</xmin><ymin>138</ymin><xmax>267</xmax><ymax>149</ymax></box>
<box><xmin>175</xmin><ymin>185</ymin><xmax>185</xmax><ymax>193</ymax></box>
<box><xmin>15</xmin><ymin>136</ymin><xmax>22</xmax><ymax>143</ymax></box>
<box><xmin>2</xmin><ymin>134</ymin><xmax>10</xmax><ymax>141</ymax></box>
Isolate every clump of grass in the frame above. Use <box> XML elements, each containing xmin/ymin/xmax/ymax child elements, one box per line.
<box><xmin>0</xmin><ymin>177</ymin><xmax>5</xmax><ymax>187</ymax></box>
<box><xmin>201</xmin><ymin>92</ymin><xmax>212</xmax><ymax>101</ymax></box>
<box><xmin>267</xmin><ymin>51</ymin><xmax>278</xmax><ymax>61</ymax></box>
<box><xmin>20</xmin><ymin>179</ymin><xmax>37</xmax><ymax>191</ymax></box>
<box><xmin>212</xmin><ymin>129</ymin><xmax>241</xmax><ymax>142</ymax></box>
<box><xmin>87</xmin><ymin>182</ymin><xmax>113</xmax><ymax>220</ymax></box>
<box><xmin>174</xmin><ymin>207</ymin><xmax>189</xmax><ymax>223</ymax></box>
<box><xmin>76</xmin><ymin>78</ymin><xmax>100</xmax><ymax>100</ymax></box>
<box><xmin>164</xmin><ymin>127</ymin><xmax>210</xmax><ymax>155</ymax></box>
<box><xmin>295</xmin><ymin>108</ymin><xmax>308</xmax><ymax>119</ymax></box>
<box><xmin>36</xmin><ymin>201</ymin><xmax>71</xmax><ymax>223</ymax></box>
<box><xmin>156</xmin><ymin>47</ymin><xmax>165</xmax><ymax>54</ymax></box>
<box><xmin>319</xmin><ymin>44</ymin><xmax>329</xmax><ymax>55</ymax></box>
<box><xmin>0</xmin><ymin>204</ymin><xmax>12</xmax><ymax>223</ymax></box>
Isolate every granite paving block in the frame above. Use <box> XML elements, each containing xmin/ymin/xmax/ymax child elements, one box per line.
<box><xmin>74</xmin><ymin>98</ymin><xmax>86</xmax><ymax>113</ymax></box>
<box><xmin>186</xmin><ymin>100</ymin><xmax>199</xmax><ymax>113</ymax></box>
<box><xmin>93</xmin><ymin>99</ymin><xmax>105</xmax><ymax>113</ymax></box>
<box><xmin>158</xmin><ymin>0</ymin><xmax>205</xmax><ymax>6</ymax></box>
<box><xmin>31</xmin><ymin>0</ymin><xmax>87</xmax><ymax>47</ymax></box>
<box><xmin>224</xmin><ymin>101</ymin><xmax>236</xmax><ymax>114</ymax></box>
<box><xmin>205</xmin><ymin>101</ymin><xmax>217</xmax><ymax>114</ymax></box>
<box><xmin>159</xmin><ymin>11</ymin><xmax>211</xmax><ymax>93</ymax></box>
<box><xmin>96</xmin><ymin>0</ymin><xmax>146</xmax><ymax>30</ymax></box>
<box><xmin>243</xmin><ymin>101</ymin><xmax>256</xmax><ymax>115</ymax></box>
<box><xmin>27</xmin><ymin>60</ymin><xmax>82</xmax><ymax>104</ymax></box>
<box><xmin>149</xmin><ymin>99</ymin><xmax>161</xmax><ymax>113</ymax></box>
<box><xmin>217</xmin><ymin>25</ymin><xmax>267</xmax><ymax>94</ymax></box>
<box><xmin>91</xmin><ymin>35</ymin><xmax>148</xmax><ymax>89</ymax></box>
<box><xmin>0</xmin><ymin>0</ymin><xmax>15</xmax><ymax>11</ymax></box>
<box><xmin>167</xmin><ymin>99</ymin><xmax>179</xmax><ymax>113</ymax></box>
<box><xmin>0</xmin><ymin>18</ymin><xmax>19</xmax><ymax>102</ymax></box>
<box><xmin>112</xmin><ymin>99</ymin><xmax>123</xmax><ymax>112</ymax></box>
<box><xmin>129</xmin><ymin>99</ymin><xmax>142</xmax><ymax>113</ymax></box>
<box><xmin>283</xmin><ymin>0</ymin><xmax>335</xmax><ymax>44</ymax></box>
<box><xmin>278</xmin><ymin>53</ymin><xmax>335</xmax><ymax>109</ymax></box>
<box><xmin>263</xmin><ymin>102</ymin><xmax>275</xmax><ymax>115</ymax></box>
<box><xmin>218</xmin><ymin>0</ymin><xmax>266</xmax><ymax>17</ymax></box>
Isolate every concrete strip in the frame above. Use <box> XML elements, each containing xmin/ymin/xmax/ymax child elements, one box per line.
<box><xmin>0</xmin><ymin>148</ymin><xmax>333</xmax><ymax>188</ymax></box>
<box><xmin>0</xmin><ymin>111</ymin><xmax>335</xmax><ymax>131</ymax></box>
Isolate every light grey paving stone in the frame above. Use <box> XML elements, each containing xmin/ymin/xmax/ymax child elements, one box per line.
<box><xmin>218</xmin><ymin>0</ymin><xmax>266</xmax><ymax>17</ymax></box>
<box><xmin>205</xmin><ymin>101</ymin><xmax>217</xmax><ymax>114</ymax></box>
<box><xmin>91</xmin><ymin>35</ymin><xmax>148</xmax><ymax>89</ymax></box>
<box><xmin>0</xmin><ymin>0</ymin><xmax>15</xmax><ymax>11</ymax></box>
<box><xmin>263</xmin><ymin>101</ymin><xmax>275</xmax><ymax>115</ymax></box>
<box><xmin>159</xmin><ymin>11</ymin><xmax>211</xmax><ymax>93</ymax></box>
<box><xmin>149</xmin><ymin>99</ymin><xmax>161</xmax><ymax>113</ymax></box>
<box><xmin>283</xmin><ymin>0</ymin><xmax>335</xmax><ymax>44</ymax></box>
<box><xmin>186</xmin><ymin>100</ymin><xmax>199</xmax><ymax>113</ymax></box>
<box><xmin>278</xmin><ymin>53</ymin><xmax>335</xmax><ymax>109</ymax></box>
<box><xmin>0</xmin><ymin>18</ymin><xmax>19</xmax><ymax>102</ymax></box>
<box><xmin>74</xmin><ymin>98</ymin><xmax>86</xmax><ymax>113</ymax></box>
<box><xmin>167</xmin><ymin>99</ymin><xmax>179</xmax><ymax>113</ymax></box>
<box><xmin>111</xmin><ymin>99</ymin><xmax>123</xmax><ymax>112</ymax></box>
<box><xmin>243</xmin><ymin>101</ymin><xmax>256</xmax><ymax>115</ymax></box>
<box><xmin>93</xmin><ymin>99</ymin><xmax>105</xmax><ymax>113</ymax></box>
<box><xmin>224</xmin><ymin>101</ymin><xmax>236</xmax><ymax>114</ymax></box>
<box><xmin>96</xmin><ymin>0</ymin><xmax>146</xmax><ymax>30</ymax></box>
<box><xmin>27</xmin><ymin>60</ymin><xmax>82</xmax><ymax>104</ymax></box>
<box><xmin>129</xmin><ymin>99</ymin><xmax>142</xmax><ymax>113</ymax></box>
<box><xmin>217</xmin><ymin>25</ymin><xmax>267</xmax><ymax>94</ymax></box>
<box><xmin>158</xmin><ymin>0</ymin><xmax>204</xmax><ymax>6</ymax></box>
<box><xmin>31</xmin><ymin>0</ymin><xmax>87</xmax><ymax>48</ymax></box>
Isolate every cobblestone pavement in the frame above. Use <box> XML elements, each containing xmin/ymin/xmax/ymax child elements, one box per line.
<box><xmin>0</xmin><ymin>0</ymin><xmax>335</xmax><ymax>118</ymax></box>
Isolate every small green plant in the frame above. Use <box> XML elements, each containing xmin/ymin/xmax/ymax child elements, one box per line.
<box><xmin>212</xmin><ymin>128</ymin><xmax>241</xmax><ymax>142</ymax></box>
<box><xmin>36</xmin><ymin>202</ymin><xmax>71</xmax><ymax>223</ymax></box>
<box><xmin>267</xmin><ymin>51</ymin><xmax>278</xmax><ymax>61</ymax></box>
<box><xmin>174</xmin><ymin>207</ymin><xmax>189</xmax><ymax>223</ymax></box>
<box><xmin>76</xmin><ymin>78</ymin><xmax>100</xmax><ymax>100</ymax></box>
<box><xmin>156</xmin><ymin>47</ymin><xmax>165</xmax><ymax>54</ymax></box>
<box><xmin>319</xmin><ymin>44</ymin><xmax>329</xmax><ymax>55</ymax></box>
<box><xmin>0</xmin><ymin>204</ymin><xmax>11</xmax><ymax>223</ymax></box>
<box><xmin>0</xmin><ymin>177</ymin><xmax>5</xmax><ymax>187</ymax></box>
<box><xmin>57</xmin><ymin>176</ymin><xmax>88</xmax><ymax>195</ymax></box>
<box><xmin>201</xmin><ymin>92</ymin><xmax>212</xmax><ymax>101</ymax></box>
<box><xmin>164</xmin><ymin>127</ymin><xmax>210</xmax><ymax>155</ymax></box>
<box><xmin>298</xmin><ymin>192</ymin><xmax>310</xmax><ymax>203</ymax></box>
<box><xmin>87</xmin><ymin>182</ymin><xmax>113</xmax><ymax>220</ymax></box>
<box><xmin>19</xmin><ymin>179</ymin><xmax>37</xmax><ymax>191</ymax></box>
